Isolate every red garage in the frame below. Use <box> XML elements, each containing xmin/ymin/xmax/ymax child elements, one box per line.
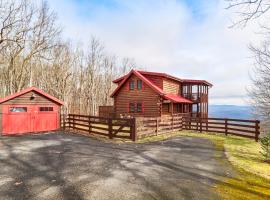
<box><xmin>0</xmin><ymin>87</ymin><xmax>64</xmax><ymax>135</ymax></box>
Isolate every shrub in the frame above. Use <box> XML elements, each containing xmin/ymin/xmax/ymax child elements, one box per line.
<box><xmin>260</xmin><ymin>134</ymin><xmax>270</xmax><ymax>163</ymax></box>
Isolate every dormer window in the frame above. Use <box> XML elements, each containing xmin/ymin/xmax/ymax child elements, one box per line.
<box><xmin>137</xmin><ymin>80</ymin><xmax>142</xmax><ymax>90</ymax></box>
<box><xmin>129</xmin><ymin>80</ymin><xmax>135</xmax><ymax>90</ymax></box>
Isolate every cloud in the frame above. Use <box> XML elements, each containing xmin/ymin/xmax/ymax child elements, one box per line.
<box><xmin>45</xmin><ymin>0</ymin><xmax>262</xmax><ymax>105</ymax></box>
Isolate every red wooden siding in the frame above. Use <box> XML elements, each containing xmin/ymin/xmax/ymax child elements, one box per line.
<box><xmin>114</xmin><ymin>74</ymin><xmax>161</xmax><ymax>117</ymax></box>
<box><xmin>142</xmin><ymin>74</ymin><xmax>163</xmax><ymax>89</ymax></box>
<box><xmin>2</xmin><ymin>105</ymin><xmax>59</xmax><ymax>134</ymax></box>
<box><xmin>0</xmin><ymin>88</ymin><xmax>62</xmax><ymax>135</ymax></box>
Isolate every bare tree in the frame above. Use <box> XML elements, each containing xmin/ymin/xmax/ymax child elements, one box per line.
<box><xmin>248</xmin><ymin>42</ymin><xmax>270</xmax><ymax>118</ymax></box>
<box><xmin>0</xmin><ymin>0</ymin><xmax>137</xmax><ymax>116</ymax></box>
<box><xmin>227</xmin><ymin>1</ymin><xmax>270</xmax><ymax>125</ymax></box>
<box><xmin>227</xmin><ymin>0</ymin><xmax>270</xmax><ymax>27</ymax></box>
<box><xmin>0</xmin><ymin>0</ymin><xmax>60</xmax><ymax>95</ymax></box>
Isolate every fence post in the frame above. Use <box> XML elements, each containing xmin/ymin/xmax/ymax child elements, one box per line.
<box><xmin>63</xmin><ymin>114</ymin><xmax>67</xmax><ymax>131</ymax></box>
<box><xmin>206</xmin><ymin>118</ymin><xmax>208</xmax><ymax>132</ymax></box>
<box><xmin>225</xmin><ymin>118</ymin><xmax>228</xmax><ymax>136</ymax></box>
<box><xmin>60</xmin><ymin>114</ymin><xmax>62</xmax><ymax>130</ymax></box>
<box><xmin>108</xmin><ymin>118</ymin><xmax>113</xmax><ymax>139</ymax></box>
<box><xmin>131</xmin><ymin>118</ymin><xmax>137</xmax><ymax>141</ymax></box>
<box><xmin>156</xmin><ymin>118</ymin><xmax>159</xmax><ymax>135</ymax></box>
<box><xmin>255</xmin><ymin>120</ymin><xmax>260</xmax><ymax>142</ymax></box>
<box><xmin>66</xmin><ymin>114</ymin><xmax>69</xmax><ymax>130</ymax></box>
<box><xmin>200</xmin><ymin>118</ymin><xmax>202</xmax><ymax>133</ymax></box>
<box><xmin>172</xmin><ymin>115</ymin><xmax>174</xmax><ymax>131</ymax></box>
<box><xmin>179</xmin><ymin>116</ymin><xmax>183</xmax><ymax>131</ymax></box>
<box><xmin>88</xmin><ymin>116</ymin><xmax>91</xmax><ymax>134</ymax></box>
<box><xmin>196</xmin><ymin>118</ymin><xmax>199</xmax><ymax>131</ymax></box>
<box><xmin>72</xmin><ymin>115</ymin><xmax>75</xmax><ymax>131</ymax></box>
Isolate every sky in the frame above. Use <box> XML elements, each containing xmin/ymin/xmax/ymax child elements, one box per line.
<box><xmin>45</xmin><ymin>0</ymin><xmax>263</xmax><ymax>106</ymax></box>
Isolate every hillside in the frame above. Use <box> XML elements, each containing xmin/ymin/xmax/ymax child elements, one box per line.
<box><xmin>209</xmin><ymin>105</ymin><xmax>254</xmax><ymax>119</ymax></box>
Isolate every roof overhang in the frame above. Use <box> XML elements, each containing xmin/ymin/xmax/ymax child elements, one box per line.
<box><xmin>0</xmin><ymin>87</ymin><xmax>64</xmax><ymax>105</ymax></box>
<box><xmin>163</xmin><ymin>94</ymin><xmax>193</xmax><ymax>104</ymax></box>
<box><xmin>181</xmin><ymin>79</ymin><xmax>213</xmax><ymax>87</ymax></box>
<box><xmin>112</xmin><ymin>70</ymin><xmax>213</xmax><ymax>87</ymax></box>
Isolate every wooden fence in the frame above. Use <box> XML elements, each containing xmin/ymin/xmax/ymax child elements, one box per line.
<box><xmin>62</xmin><ymin>114</ymin><xmax>136</xmax><ymax>141</ymax></box>
<box><xmin>61</xmin><ymin>114</ymin><xmax>261</xmax><ymax>142</ymax></box>
<box><xmin>136</xmin><ymin>115</ymin><xmax>183</xmax><ymax>139</ymax></box>
<box><xmin>182</xmin><ymin>117</ymin><xmax>260</xmax><ymax>141</ymax></box>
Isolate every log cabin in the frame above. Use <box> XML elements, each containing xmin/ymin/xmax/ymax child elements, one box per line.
<box><xmin>110</xmin><ymin>69</ymin><xmax>212</xmax><ymax>118</ymax></box>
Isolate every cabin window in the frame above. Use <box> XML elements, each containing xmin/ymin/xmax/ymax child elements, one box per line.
<box><xmin>137</xmin><ymin>80</ymin><xmax>142</xmax><ymax>90</ymax></box>
<box><xmin>137</xmin><ymin>103</ymin><xmax>142</xmax><ymax>112</ymax></box>
<box><xmin>192</xmin><ymin>104</ymin><xmax>198</xmax><ymax>113</ymax></box>
<box><xmin>129</xmin><ymin>80</ymin><xmax>135</xmax><ymax>90</ymax></box>
<box><xmin>9</xmin><ymin>107</ymin><xmax>27</xmax><ymax>112</ymax></box>
<box><xmin>39</xmin><ymin>107</ymin><xmax>53</xmax><ymax>112</ymax></box>
<box><xmin>129</xmin><ymin>103</ymin><xmax>135</xmax><ymax>113</ymax></box>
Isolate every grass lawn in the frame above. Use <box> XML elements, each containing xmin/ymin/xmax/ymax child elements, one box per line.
<box><xmin>137</xmin><ymin>131</ymin><xmax>270</xmax><ymax>200</ymax></box>
<box><xmin>178</xmin><ymin>131</ymin><xmax>270</xmax><ymax>179</ymax></box>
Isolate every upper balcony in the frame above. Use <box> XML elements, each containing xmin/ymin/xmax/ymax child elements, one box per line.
<box><xmin>183</xmin><ymin>93</ymin><xmax>201</xmax><ymax>102</ymax></box>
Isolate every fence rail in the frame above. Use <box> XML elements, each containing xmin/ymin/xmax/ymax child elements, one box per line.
<box><xmin>61</xmin><ymin>114</ymin><xmax>260</xmax><ymax>142</ymax></box>
<box><xmin>182</xmin><ymin>117</ymin><xmax>260</xmax><ymax>141</ymax></box>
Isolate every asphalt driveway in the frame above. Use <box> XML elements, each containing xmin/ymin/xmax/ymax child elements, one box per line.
<box><xmin>0</xmin><ymin>132</ymin><xmax>234</xmax><ymax>200</ymax></box>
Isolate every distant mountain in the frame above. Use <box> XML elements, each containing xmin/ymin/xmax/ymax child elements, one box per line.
<box><xmin>209</xmin><ymin>105</ymin><xmax>254</xmax><ymax>119</ymax></box>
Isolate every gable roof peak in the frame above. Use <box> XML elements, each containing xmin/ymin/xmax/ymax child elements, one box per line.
<box><xmin>110</xmin><ymin>69</ymin><xmax>165</xmax><ymax>97</ymax></box>
<box><xmin>113</xmin><ymin>69</ymin><xmax>212</xmax><ymax>87</ymax></box>
<box><xmin>0</xmin><ymin>86</ymin><xmax>64</xmax><ymax>105</ymax></box>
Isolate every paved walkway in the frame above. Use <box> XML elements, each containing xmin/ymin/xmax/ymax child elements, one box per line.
<box><xmin>0</xmin><ymin>132</ymin><xmax>233</xmax><ymax>200</ymax></box>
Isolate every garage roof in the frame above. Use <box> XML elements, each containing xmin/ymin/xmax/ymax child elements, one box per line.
<box><xmin>0</xmin><ymin>87</ymin><xmax>64</xmax><ymax>105</ymax></box>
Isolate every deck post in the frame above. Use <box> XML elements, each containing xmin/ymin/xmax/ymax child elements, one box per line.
<box><xmin>255</xmin><ymin>120</ymin><xmax>260</xmax><ymax>142</ymax></box>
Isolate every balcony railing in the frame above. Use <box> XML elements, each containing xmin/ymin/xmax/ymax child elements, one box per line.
<box><xmin>183</xmin><ymin>93</ymin><xmax>201</xmax><ymax>102</ymax></box>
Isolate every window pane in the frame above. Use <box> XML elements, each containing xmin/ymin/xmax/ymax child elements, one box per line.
<box><xmin>10</xmin><ymin>107</ymin><xmax>27</xmax><ymax>112</ymax></box>
<box><xmin>130</xmin><ymin>103</ymin><xmax>135</xmax><ymax>112</ymax></box>
<box><xmin>137</xmin><ymin>103</ymin><xmax>142</xmax><ymax>112</ymax></box>
<box><xmin>137</xmin><ymin>80</ymin><xmax>142</xmax><ymax>90</ymax></box>
<box><xmin>39</xmin><ymin>107</ymin><xmax>53</xmax><ymax>112</ymax></box>
<box><xmin>130</xmin><ymin>80</ymin><xmax>134</xmax><ymax>90</ymax></box>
